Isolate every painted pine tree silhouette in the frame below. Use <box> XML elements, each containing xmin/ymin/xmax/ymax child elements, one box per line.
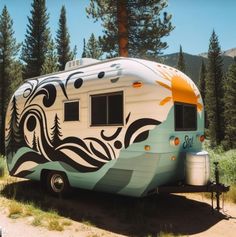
<box><xmin>32</xmin><ymin>131</ymin><xmax>38</xmax><ymax>151</ymax></box>
<box><xmin>5</xmin><ymin>96</ymin><xmax>21</xmax><ymax>155</ymax></box>
<box><xmin>51</xmin><ymin>113</ymin><xmax>62</xmax><ymax>147</ymax></box>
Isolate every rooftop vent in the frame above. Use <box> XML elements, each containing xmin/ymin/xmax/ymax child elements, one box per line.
<box><xmin>64</xmin><ymin>58</ymin><xmax>100</xmax><ymax>70</ymax></box>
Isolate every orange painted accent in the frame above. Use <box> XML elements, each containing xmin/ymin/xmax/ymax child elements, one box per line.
<box><xmin>156</xmin><ymin>81</ymin><xmax>171</xmax><ymax>90</ymax></box>
<box><xmin>160</xmin><ymin>97</ymin><xmax>172</xmax><ymax>105</ymax></box>
<box><xmin>172</xmin><ymin>75</ymin><xmax>198</xmax><ymax>106</ymax></box>
<box><xmin>156</xmin><ymin>67</ymin><xmax>203</xmax><ymax>112</ymax></box>
<box><xmin>197</xmin><ymin>103</ymin><xmax>203</xmax><ymax>111</ymax></box>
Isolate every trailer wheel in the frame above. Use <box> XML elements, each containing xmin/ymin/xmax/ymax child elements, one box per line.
<box><xmin>46</xmin><ymin>171</ymin><xmax>70</xmax><ymax>196</ymax></box>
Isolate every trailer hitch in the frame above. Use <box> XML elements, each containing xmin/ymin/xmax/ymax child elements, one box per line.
<box><xmin>148</xmin><ymin>162</ymin><xmax>230</xmax><ymax>213</ymax></box>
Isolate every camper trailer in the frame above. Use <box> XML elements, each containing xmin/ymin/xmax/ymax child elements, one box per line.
<box><xmin>5</xmin><ymin>57</ymin><xmax>209</xmax><ymax>197</ymax></box>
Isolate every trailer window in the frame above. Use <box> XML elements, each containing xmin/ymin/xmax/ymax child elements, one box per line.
<box><xmin>174</xmin><ymin>103</ymin><xmax>197</xmax><ymax>131</ymax></box>
<box><xmin>91</xmin><ymin>92</ymin><xmax>123</xmax><ymax>126</ymax></box>
<box><xmin>64</xmin><ymin>100</ymin><xmax>79</xmax><ymax>121</ymax></box>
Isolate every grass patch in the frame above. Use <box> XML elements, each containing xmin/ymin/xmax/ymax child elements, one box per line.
<box><xmin>0</xmin><ymin>156</ymin><xmax>7</xmax><ymax>179</ymax></box>
<box><xmin>48</xmin><ymin>219</ymin><xmax>64</xmax><ymax>231</ymax></box>
<box><xmin>0</xmin><ymin>176</ymin><xmax>72</xmax><ymax>232</ymax></box>
<box><xmin>225</xmin><ymin>184</ymin><xmax>236</xmax><ymax>204</ymax></box>
<box><xmin>0</xmin><ymin>195</ymin><xmax>71</xmax><ymax>231</ymax></box>
<box><xmin>8</xmin><ymin>200</ymin><xmax>24</xmax><ymax>218</ymax></box>
<box><xmin>146</xmin><ymin>233</ymin><xmax>183</xmax><ymax>237</ymax></box>
<box><xmin>82</xmin><ymin>218</ymin><xmax>96</xmax><ymax>227</ymax></box>
<box><xmin>62</xmin><ymin>220</ymin><xmax>72</xmax><ymax>226</ymax></box>
<box><xmin>158</xmin><ymin>232</ymin><xmax>182</xmax><ymax>237</ymax></box>
<box><xmin>31</xmin><ymin>216</ymin><xmax>42</xmax><ymax>226</ymax></box>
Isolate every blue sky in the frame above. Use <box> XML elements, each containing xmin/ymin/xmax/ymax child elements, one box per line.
<box><xmin>0</xmin><ymin>0</ymin><xmax>235</xmax><ymax>56</ymax></box>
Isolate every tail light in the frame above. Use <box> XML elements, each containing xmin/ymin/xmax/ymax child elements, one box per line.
<box><xmin>170</xmin><ymin>136</ymin><xmax>180</xmax><ymax>146</ymax></box>
<box><xmin>196</xmin><ymin>134</ymin><xmax>205</xmax><ymax>143</ymax></box>
<box><xmin>199</xmin><ymin>135</ymin><xmax>205</xmax><ymax>142</ymax></box>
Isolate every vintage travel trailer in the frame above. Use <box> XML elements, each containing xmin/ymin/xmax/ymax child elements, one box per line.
<box><xmin>5</xmin><ymin>57</ymin><xmax>209</xmax><ymax>197</ymax></box>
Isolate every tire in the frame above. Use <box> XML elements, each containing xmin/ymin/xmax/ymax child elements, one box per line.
<box><xmin>46</xmin><ymin>171</ymin><xmax>70</xmax><ymax>197</ymax></box>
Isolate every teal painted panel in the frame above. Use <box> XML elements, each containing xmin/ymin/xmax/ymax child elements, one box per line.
<box><xmin>94</xmin><ymin>168</ymin><xmax>133</xmax><ymax>193</ymax></box>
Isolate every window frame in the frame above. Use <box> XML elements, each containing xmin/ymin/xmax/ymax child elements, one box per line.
<box><xmin>90</xmin><ymin>91</ymin><xmax>124</xmax><ymax>126</ymax></box>
<box><xmin>64</xmin><ymin>100</ymin><xmax>80</xmax><ymax>122</ymax></box>
<box><xmin>174</xmin><ymin>102</ymin><xmax>197</xmax><ymax>131</ymax></box>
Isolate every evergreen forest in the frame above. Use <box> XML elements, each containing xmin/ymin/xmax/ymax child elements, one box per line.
<box><xmin>0</xmin><ymin>0</ymin><xmax>235</xmax><ymax>157</ymax></box>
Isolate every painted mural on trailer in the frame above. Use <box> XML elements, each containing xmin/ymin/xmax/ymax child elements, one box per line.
<box><xmin>5</xmin><ymin>58</ymin><xmax>203</xmax><ymax>180</ymax></box>
<box><xmin>5</xmin><ymin>70</ymin><xmax>161</xmax><ymax>178</ymax></box>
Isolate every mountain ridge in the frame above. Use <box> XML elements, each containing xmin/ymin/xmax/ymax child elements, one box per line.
<box><xmin>199</xmin><ymin>47</ymin><xmax>236</xmax><ymax>58</ymax></box>
<box><xmin>161</xmin><ymin>48</ymin><xmax>235</xmax><ymax>83</ymax></box>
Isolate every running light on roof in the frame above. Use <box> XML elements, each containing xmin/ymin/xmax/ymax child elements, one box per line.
<box><xmin>132</xmin><ymin>81</ymin><xmax>143</xmax><ymax>88</ymax></box>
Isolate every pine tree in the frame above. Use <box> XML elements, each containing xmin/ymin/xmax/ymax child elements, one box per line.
<box><xmin>21</xmin><ymin>0</ymin><xmax>50</xmax><ymax>79</ymax></box>
<box><xmin>72</xmin><ymin>45</ymin><xmax>78</xmax><ymax>59</ymax></box>
<box><xmin>0</xmin><ymin>6</ymin><xmax>20</xmax><ymax>155</ymax></box>
<box><xmin>177</xmin><ymin>45</ymin><xmax>186</xmax><ymax>73</ymax></box>
<box><xmin>5</xmin><ymin>96</ymin><xmax>21</xmax><ymax>155</ymax></box>
<box><xmin>223</xmin><ymin>59</ymin><xmax>236</xmax><ymax>149</ymax></box>
<box><xmin>205</xmin><ymin>30</ymin><xmax>224</xmax><ymax>147</ymax></box>
<box><xmin>41</xmin><ymin>39</ymin><xmax>58</xmax><ymax>74</ymax></box>
<box><xmin>198</xmin><ymin>60</ymin><xmax>208</xmax><ymax>128</ymax></box>
<box><xmin>86</xmin><ymin>33</ymin><xmax>103</xmax><ymax>59</ymax></box>
<box><xmin>86</xmin><ymin>0</ymin><xmax>174</xmax><ymax>58</ymax></box>
<box><xmin>198</xmin><ymin>60</ymin><xmax>206</xmax><ymax>104</ymax></box>
<box><xmin>51</xmin><ymin>114</ymin><xmax>62</xmax><ymax>147</ymax></box>
<box><xmin>32</xmin><ymin>131</ymin><xmax>38</xmax><ymax>151</ymax></box>
<box><xmin>56</xmin><ymin>5</ymin><xmax>72</xmax><ymax>70</ymax></box>
<box><xmin>81</xmin><ymin>38</ymin><xmax>87</xmax><ymax>58</ymax></box>
<box><xmin>9</xmin><ymin>61</ymin><xmax>23</xmax><ymax>93</ymax></box>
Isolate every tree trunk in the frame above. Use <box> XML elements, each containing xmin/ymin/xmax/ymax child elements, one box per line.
<box><xmin>117</xmin><ymin>1</ymin><xmax>128</xmax><ymax>57</ymax></box>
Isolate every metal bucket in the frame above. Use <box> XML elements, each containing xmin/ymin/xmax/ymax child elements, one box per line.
<box><xmin>185</xmin><ymin>151</ymin><xmax>210</xmax><ymax>186</ymax></box>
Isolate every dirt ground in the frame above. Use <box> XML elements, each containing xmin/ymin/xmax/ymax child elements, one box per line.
<box><xmin>0</xmin><ymin>180</ymin><xmax>236</xmax><ymax>237</ymax></box>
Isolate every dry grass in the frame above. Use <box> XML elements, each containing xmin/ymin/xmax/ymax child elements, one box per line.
<box><xmin>8</xmin><ymin>200</ymin><xmax>24</xmax><ymax>218</ymax></box>
<box><xmin>0</xmin><ymin>156</ymin><xmax>7</xmax><ymax>179</ymax></box>
<box><xmin>48</xmin><ymin>219</ymin><xmax>64</xmax><ymax>231</ymax></box>
<box><xmin>82</xmin><ymin>219</ymin><xmax>96</xmax><ymax>227</ymax></box>
<box><xmin>31</xmin><ymin>216</ymin><xmax>42</xmax><ymax>226</ymax></box>
<box><xmin>0</xmin><ymin>173</ymin><xmax>73</xmax><ymax>232</ymax></box>
<box><xmin>146</xmin><ymin>233</ymin><xmax>183</xmax><ymax>237</ymax></box>
<box><xmin>4</xmin><ymin>197</ymin><xmax>70</xmax><ymax>230</ymax></box>
<box><xmin>225</xmin><ymin>184</ymin><xmax>236</xmax><ymax>204</ymax></box>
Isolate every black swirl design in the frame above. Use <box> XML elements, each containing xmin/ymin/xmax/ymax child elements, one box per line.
<box><xmin>65</xmin><ymin>71</ymin><xmax>84</xmax><ymax>88</ymax></box>
<box><xmin>6</xmin><ymin>72</ymin><xmax>163</xmax><ymax>178</ymax></box>
<box><xmin>23</xmin><ymin>76</ymin><xmax>68</xmax><ymax>107</ymax></box>
<box><xmin>124</xmin><ymin>118</ymin><xmax>161</xmax><ymax>148</ymax></box>
<box><xmin>101</xmin><ymin>127</ymin><xmax>122</xmax><ymax>141</ymax></box>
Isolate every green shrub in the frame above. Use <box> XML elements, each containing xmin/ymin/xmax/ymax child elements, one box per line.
<box><xmin>204</xmin><ymin>142</ymin><xmax>236</xmax><ymax>203</ymax></box>
<box><xmin>204</xmin><ymin>141</ymin><xmax>236</xmax><ymax>184</ymax></box>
